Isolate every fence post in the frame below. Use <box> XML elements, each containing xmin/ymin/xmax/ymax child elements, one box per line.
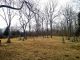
<box><xmin>0</xmin><ymin>40</ymin><xmax>1</xmax><ymax>46</ymax></box>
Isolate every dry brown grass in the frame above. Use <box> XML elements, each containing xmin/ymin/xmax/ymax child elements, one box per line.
<box><xmin>0</xmin><ymin>36</ymin><xmax>80</xmax><ymax>60</ymax></box>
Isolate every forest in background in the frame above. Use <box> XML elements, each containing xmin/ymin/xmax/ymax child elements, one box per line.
<box><xmin>0</xmin><ymin>0</ymin><xmax>79</xmax><ymax>43</ymax></box>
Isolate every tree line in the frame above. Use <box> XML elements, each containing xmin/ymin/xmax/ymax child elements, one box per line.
<box><xmin>0</xmin><ymin>0</ymin><xmax>80</xmax><ymax>43</ymax></box>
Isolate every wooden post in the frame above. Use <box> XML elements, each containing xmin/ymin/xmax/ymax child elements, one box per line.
<box><xmin>0</xmin><ymin>40</ymin><xmax>1</xmax><ymax>46</ymax></box>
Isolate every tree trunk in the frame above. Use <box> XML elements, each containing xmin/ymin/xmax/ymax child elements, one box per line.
<box><xmin>7</xmin><ymin>26</ymin><xmax>11</xmax><ymax>43</ymax></box>
<box><xmin>23</xmin><ymin>30</ymin><xmax>27</xmax><ymax>41</ymax></box>
<box><xmin>50</xmin><ymin>20</ymin><xmax>53</xmax><ymax>38</ymax></box>
<box><xmin>29</xmin><ymin>22</ymin><xmax>31</xmax><ymax>36</ymax></box>
<box><xmin>7</xmin><ymin>36</ymin><xmax>11</xmax><ymax>43</ymax></box>
<box><xmin>42</xmin><ymin>18</ymin><xmax>44</xmax><ymax>38</ymax></box>
<box><xmin>0</xmin><ymin>40</ymin><xmax>1</xmax><ymax>46</ymax></box>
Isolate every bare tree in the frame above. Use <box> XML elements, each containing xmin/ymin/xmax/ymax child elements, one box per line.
<box><xmin>41</xmin><ymin>16</ymin><xmax>45</xmax><ymax>37</ymax></box>
<box><xmin>44</xmin><ymin>1</ymin><xmax>60</xmax><ymax>38</ymax></box>
<box><xmin>63</xmin><ymin>4</ymin><xmax>76</xmax><ymax>40</ymax></box>
<box><xmin>22</xmin><ymin>8</ymin><xmax>34</xmax><ymax>36</ymax></box>
<box><xmin>0</xmin><ymin>0</ymin><xmax>17</xmax><ymax>43</ymax></box>
<box><xmin>0</xmin><ymin>0</ymin><xmax>39</xmax><ymax>40</ymax></box>
<box><xmin>37</xmin><ymin>11</ymin><xmax>45</xmax><ymax>37</ymax></box>
<box><xmin>35</xmin><ymin>11</ymin><xmax>41</xmax><ymax>36</ymax></box>
<box><xmin>60</xmin><ymin>20</ymin><xmax>65</xmax><ymax>43</ymax></box>
<box><xmin>74</xmin><ymin>12</ymin><xmax>80</xmax><ymax>41</ymax></box>
<box><xmin>44</xmin><ymin>6</ymin><xmax>49</xmax><ymax>38</ymax></box>
<box><xmin>19</xmin><ymin>10</ymin><xmax>29</xmax><ymax>41</ymax></box>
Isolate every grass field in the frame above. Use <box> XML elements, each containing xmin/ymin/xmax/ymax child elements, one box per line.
<box><xmin>0</xmin><ymin>36</ymin><xmax>80</xmax><ymax>60</ymax></box>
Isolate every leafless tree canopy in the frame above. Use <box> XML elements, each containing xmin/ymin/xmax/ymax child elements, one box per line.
<box><xmin>0</xmin><ymin>0</ymin><xmax>80</xmax><ymax>42</ymax></box>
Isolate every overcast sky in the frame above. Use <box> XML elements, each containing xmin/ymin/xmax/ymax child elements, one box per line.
<box><xmin>0</xmin><ymin>0</ymin><xmax>79</xmax><ymax>29</ymax></box>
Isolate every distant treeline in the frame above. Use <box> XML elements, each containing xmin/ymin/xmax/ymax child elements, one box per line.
<box><xmin>0</xmin><ymin>28</ymin><xmax>74</xmax><ymax>39</ymax></box>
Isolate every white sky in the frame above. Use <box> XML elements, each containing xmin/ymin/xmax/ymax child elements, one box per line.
<box><xmin>0</xmin><ymin>0</ymin><xmax>78</xmax><ymax>29</ymax></box>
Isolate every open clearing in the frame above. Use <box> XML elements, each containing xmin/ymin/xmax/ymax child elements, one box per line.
<box><xmin>0</xmin><ymin>36</ymin><xmax>80</xmax><ymax>60</ymax></box>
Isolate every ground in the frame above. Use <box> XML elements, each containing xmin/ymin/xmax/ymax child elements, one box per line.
<box><xmin>0</xmin><ymin>36</ymin><xmax>80</xmax><ymax>60</ymax></box>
